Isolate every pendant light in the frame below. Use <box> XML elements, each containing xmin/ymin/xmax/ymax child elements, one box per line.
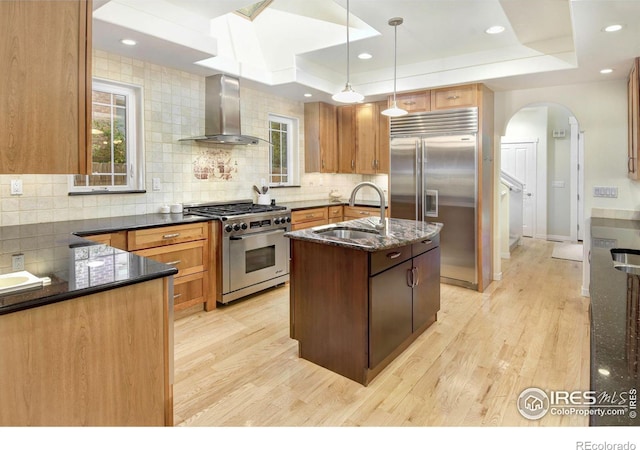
<box><xmin>381</xmin><ymin>17</ymin><xmax>408</xmax><ymax>117</ymax></box>
<box><xmin>332</xmin><ymin>0</ymin><xmax>364</xmax><ymax>103</ymax></box>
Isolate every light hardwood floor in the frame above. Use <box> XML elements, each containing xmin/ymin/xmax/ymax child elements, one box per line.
<box><xmin>173</xmin><ymin>238</ymin><xmax>590</xmax><ymax>426</ymax></box>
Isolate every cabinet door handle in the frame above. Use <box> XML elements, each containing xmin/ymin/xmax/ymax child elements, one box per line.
<box><xmin>387</xmin><ymin>251</ymin><xmax>402</xmax><ymax>259</ymax></box>
<box><xmin>406</xmin><ymin>268</ymin><xmax>413</xmax><ymax>287</ymax></box>
<box><xmin>166</xmin><ymin>260</ymin><xmax>182</xmax><ymax>266</ymax></box>
<box><xmin>447</xmin><ymin>95</ymin><xmax>459</xmax><ymax>100</ymax></box>
<box><xmin>322</xmin><ymin>159</ymin><xmax>325</xmax><ymax>169</ymax></box>
<box><xmin>173</xmin><ymin>293</ymin><xmax>182</xmax><ymax>300</ymax></box>
<box><xmin>412</xmin><ymin>267</ymin><xmax>419</xmax><ymax>287</ymax></box>
<box><xmin>163</xmin><ymin>233</ymin><xmax>180</xmax><ymax>239</ymax></box>
<box><xmin>421</xmin><ymin>239</ymin><xmax>432</xmax><ymax>245</ymax></box>
<box><xmin>359</xmin><ymin>211</ymin><xmax>371</xmax><ymax>216</ymax></box>
<box><xmin>629</xmin><ymin>156</ymin><xmax>635</xmax><ymax>173</ymax></box>
<box><xmin>351</xmin><ymin>159</ymin><xmax>355</xmax><ymax>170</ymax></box>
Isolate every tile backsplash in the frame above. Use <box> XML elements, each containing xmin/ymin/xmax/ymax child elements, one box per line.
<box><xmin>0</xmin><ymin>50</ymin><xmax>385</xmax><ymax>227</ymax></box>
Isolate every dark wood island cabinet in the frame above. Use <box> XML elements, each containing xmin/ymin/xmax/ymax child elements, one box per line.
<box><xmin>286</xmin><ymin>218</ymin><xmax>442</xmax><ymax>385</ymax></box>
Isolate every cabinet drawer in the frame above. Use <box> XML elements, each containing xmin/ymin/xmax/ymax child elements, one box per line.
<box><xmin>328</xmin><ymin>205</ymin><xmax>343</xmax><ymax>219</ymax></box>
<box><xmin>370</xmin><ymin>244</ymin><xmax>412</xmax><ymax>276</ymax></box>
<box><xmin>173</xmin><ymin>272</ymin><xmax>206</xmax><ymax>310</ymax></box>
<box><xmin>412</xmin><ymin>234</ymin><xmax>440</xmax><ymax>256</ymax></box>
<box><xmin>291</xmin><ymin>218</ymin><xmax>328</xmax><ymax>231</ymax></box>
<box><xmin>292</xmin><ymin>207</ymin><xmax>329</xmax><ymax>224</ymax></box>
<box><xmin>135</xmin><ymin>241</ymin><xmax>206</xmax><ymax>277</ymax></box>
<box><xmin>431</xmin><ymin>85</ymin><xmax>477</xmax><ymax>110</ymax></box>
<box><xmin>128</xmin><ymin>222</ymin><xmax>207</xmax><ymax>250</ymax></box>
<box><xmin>343</xmin><ymin>206</ymin><xmax>387</xmax><ymax>219</ymax></box>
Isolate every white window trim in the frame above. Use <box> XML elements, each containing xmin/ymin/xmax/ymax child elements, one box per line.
<box><xmin>268</xmin><ymin>113</ymin><xmax>299</xmax><ymax>187</ymax></box>
<box><xmin>69</xmin><ymin>78</ymin><xmax>145</xmax><ymax>194</ymax></box>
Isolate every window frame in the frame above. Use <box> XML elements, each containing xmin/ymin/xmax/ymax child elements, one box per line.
<box><xmin>69</xmin><ymin>78</ymin><xmax>145</xmax><ymax>194</ymax></box>
<box><xmin>268</xmin><ymin>113</ymin><xmax>299</xmax><ymax>187</ymax></box>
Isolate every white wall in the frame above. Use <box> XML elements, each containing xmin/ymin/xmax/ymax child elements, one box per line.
<box><xmin>493</xmin><ymin>78</ymin><xmax>632</xmax><ymax>291</ymax></box>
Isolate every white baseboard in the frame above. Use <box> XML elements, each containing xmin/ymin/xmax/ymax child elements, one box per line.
<box><xmin>581</xmin><ymin>286</ymin><xmax>590</xmax><ymax>297</ymax></box>
<box><xmin>547</xmin><ymin>234</ymin><xmax>572</xmax><ymax>242</ymax></box>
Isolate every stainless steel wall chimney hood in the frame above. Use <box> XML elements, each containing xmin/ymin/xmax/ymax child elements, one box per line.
<box><xmin>180</xmin><ymin>74</ymin><xmax>265</xmax><ymax>145</ymax></box>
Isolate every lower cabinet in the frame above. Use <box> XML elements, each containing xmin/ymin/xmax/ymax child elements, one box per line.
<box><xmin>369</xmin><ymin>240</ymin><xmax>440</xmax><ymax>368</ymax></box>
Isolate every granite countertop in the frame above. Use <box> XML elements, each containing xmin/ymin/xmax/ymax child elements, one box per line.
<box><xmin>284</xmin><ymin>217</ymin><xmax>442</xmax><ymax>252</ymax></box>
<box><xmin>589</xmin><ymin>217</ymin><xmax>640</xmax><ymax>426</ymax></box>
<box><xmin>0</xmin><ymin>213</ymin><xmax>210</xmax><ymax>316</ymax></box>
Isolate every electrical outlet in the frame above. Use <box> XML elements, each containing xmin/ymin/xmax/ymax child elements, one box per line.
<box><xmin>12</xmin><ymin>254</ymin><xmax>25</xmax><ymax>271</ymax></box>
<box><xmin>593</xmin><ymin>186</ymin><xmax>618</xmax><ymax>198</ymax></box>
<box><xmin>152</xmin><ymin>178</ymin><xmax>161</xmax><ymax>191</ymax></box>
<box><xmin>10</xmin><ymin>179</ymin><xmax>23</xmax><ymax>195</ymax></box>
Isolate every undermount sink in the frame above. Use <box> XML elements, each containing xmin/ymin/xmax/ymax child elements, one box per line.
<box><xmin>0</xmin><ymin>271</ymin><xmax>44</xmax><ymax>295</ymax></box>
<box><xmin>610</xmin><ymin>248</ymin><xmax>640</xmax><ymax>274</ymax></box>
<box><xmin>314</xmin><ymin>226</ymin><xmax>380</xmax><ymax>240</ymax></box>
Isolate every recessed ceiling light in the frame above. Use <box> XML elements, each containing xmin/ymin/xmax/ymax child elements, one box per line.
<box><xmin>304</xmin><ymin>93</ymin><xmax>312</xmax><ymax>98</ymax></box>
<box><xmin>120</xmin><ymin>39</ymin><xmax>137</xmax><ymax>46</ymax></box>
<box><xmin>603</xmin><ymin>24</ymin><xmax>623</xmax><ymax>32</ymax></box>
<box><xmin>358</xmin><ymin>52</ymin><xmax>373</xmax><ymax>60</ymax></box>
<box><xmin>485</xmin><ymin>25</ymin><xmax>505</xmax><ymax>35</ymax></box>
<box><xmin>600</xmin><ymin>68</ymin><xmax>614</xmax><ymax>74</ymax></box>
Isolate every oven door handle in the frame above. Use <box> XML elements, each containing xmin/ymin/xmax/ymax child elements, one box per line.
<box><xmin>229</xmin><ymin>229</ymin><xmax>286</xmax><ymax>241</ymax></box>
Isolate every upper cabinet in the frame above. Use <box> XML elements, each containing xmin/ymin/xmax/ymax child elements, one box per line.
<box><xmin>431</xmin><ymin>85</ymin><xmax>477</xmax><ymax>110</ymax></box>
<box><xmin>393</xmin><ymin>91</ymin><xmax>431</xmax><ymax>113</ymax></box>
<box><xmin>336</xmin><ymin>101</ymin><xmax>389</xmax><ymax>175</ymax></box>
<box><xmin>628</xmin><ymin>57</ymin><xmax>639</xmax><ymax>180</ymax></box>
<box><xmin>0</xmin><ymin>0</ymin><xmax>91</xmax><ymax>175</ymax></box>
<box><xmin>304</xmin><ymin>102</ymin><xmax>338</xmax><ymax>173</ymax></box>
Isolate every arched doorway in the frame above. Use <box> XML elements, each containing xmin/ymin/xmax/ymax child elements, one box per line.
<box><xmin>500</xmin><ymin>103</ymin><xmax>584</xmax><ymax>253</ymax></box>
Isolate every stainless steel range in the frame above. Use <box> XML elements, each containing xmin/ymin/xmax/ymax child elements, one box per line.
<box><xmin>184</xmin><ymin>200</ymin><xmax>291</xmax><ymax>304</ymax></box>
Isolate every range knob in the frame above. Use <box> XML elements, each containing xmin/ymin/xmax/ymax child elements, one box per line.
<box><xmin>274</xmin><ymin>218</ymin><xmax>281</xmax><ymax>224</ymax></box>
<box><xmin>285</xmin><ymin>217</ymin><xmax>291</xmax><ymax>223</ymax></box>
<box><xmin>224</xmin><ymin>224</ymin><xmax>233</xmax><ymax>233</ymax></box>
<box><xmin>241</xmin><ymin>223</ymin><xmax>248</xmax><ymax>230</ymax></box>
<box><xmin>233</xmin><ymin>223</ymin><xmax>241</xmax><ymax>231</ymax></box>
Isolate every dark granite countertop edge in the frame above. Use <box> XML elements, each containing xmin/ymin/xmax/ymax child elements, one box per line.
<box><xmin>0</xmin><ymin>267</ymin><xmax>178</xmax><ymax>316</ymax></box>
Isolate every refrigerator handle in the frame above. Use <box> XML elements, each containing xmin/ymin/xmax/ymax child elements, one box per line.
<box><xmin>415</xmin><ymin>140</ymin><xmax>420</xmax><ymax>221</ymax></box>
<box><xmin>425</xmin><ymin>189</ymin><xmax>438</xmax><ymax>217</ymax></box>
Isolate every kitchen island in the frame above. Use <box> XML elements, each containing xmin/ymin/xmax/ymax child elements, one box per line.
<box><xmin>285</xmin><ymin>218</ymin><xmax>442</xmax><ymax>385</ymax></box>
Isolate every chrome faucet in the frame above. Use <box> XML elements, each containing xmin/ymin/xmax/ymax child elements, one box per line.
<box><xmin>349</xmin><ymin>182</ymin><xmax>386</xmax><ymax>234</ymax></box>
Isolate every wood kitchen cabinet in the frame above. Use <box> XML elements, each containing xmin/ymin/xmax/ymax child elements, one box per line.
<box><xmin>290</xmin><ymin>233</ymin><xmax>441</xmax><ymax>385</ymax></box>
<box><xmin>392</xmin><ymin>91</ymin><xmax>431</xmax><ymax>113</ymax></box>
<box><xmin>337</xmin><ymin>105</ymin><xmax>357</xmax><ymax>173</ymax></box>
<box><xmin>0</xmin><ymin>0</ymin><xmax>91</xmax><ymax>175</ymax></box>
<box><xmin>128</xmin><ymin>222</ymin><xmax>214</xmax><ymax>311</ymax></box>
<box><xmin>0</xmin><ymin>277</ymin><xmax>173</xmax><ymax>426</ymax></box>
<box><xmin>343</xmin><ymin>205</ymin><xmax>388</xmax><ymax>220</ymax></box>
<box><xmin>629</xmin><ymin>57</ymin><xmax>640</xmax><ymax>179</ymax></box>
<box><xmin>328</xmin><ymin>205</ymin><xmax>344</xmax><ymax>223</ymax></box>
<box><xmin>291</xmin><ymin>207</ymin><xmax>329</xmax><ymax>230</ymax></box>
<box><xmin>304</xmin><ymin>102</ymin><xmax>338</xmax><ymax>173</ymax></box>
<box><xmin>431</xmin><ymin>84</ymin><xmax>478</xmax><ymax>110</ymax></box>
<box><xmin>336</xmin><ymin>101</ymin><xmax>390</xmax><ymax>175</ymax></box>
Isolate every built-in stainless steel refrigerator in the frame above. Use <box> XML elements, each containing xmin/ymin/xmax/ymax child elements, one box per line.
<box><xmin>390</xmin><ymin>107</ymin><xmax>482</xmax><ymax>289</ymax></box>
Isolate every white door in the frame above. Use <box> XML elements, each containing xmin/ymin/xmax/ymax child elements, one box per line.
<box><xmin>501</xmin><ymin>141</ymin><xmax>537</xmax><ymax>238</ymax></box>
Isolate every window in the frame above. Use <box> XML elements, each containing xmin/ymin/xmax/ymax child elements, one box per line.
<box><xmin>69</xmin><ymin>79</ymin><xmax>144</xmax><ymax>193</ymax></box>
<box><xmin>268</xmin><ymin>114</ymin><xmax>298</xmax><ymax>187</ymax></box>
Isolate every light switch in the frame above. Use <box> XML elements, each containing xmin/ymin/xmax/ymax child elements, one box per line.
<box><xmin>152</xmin><ymin>178</ymin><xmax>161</xmax><ymax>191</ymax></box>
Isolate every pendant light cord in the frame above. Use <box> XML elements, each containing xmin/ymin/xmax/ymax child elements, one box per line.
<box><xmin>392</xmin><ymin>21</ymin><xmax>397</xmax><ymax>103</ymax></box>
<box><xmin>346</xmin><ymin>0</ymin><xmax>351</xmax><ymax>85</ymax></box>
